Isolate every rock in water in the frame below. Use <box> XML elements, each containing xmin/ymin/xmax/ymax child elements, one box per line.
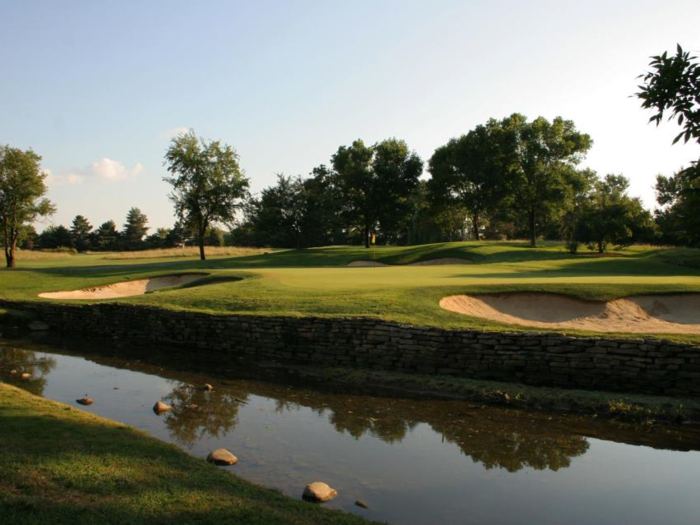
<box><xmin>207</xmin><ymin>448</ymin><xmax>238</xmax><ymax>466</ymax></box>
<box><xmin>302</xmin><ymin>482</ymin><xmax>338</xmax><ymax>503</ymax></box>
<box><xmin>355</xmin><ymin>500</ymin><xmax>369</xmax><ymax>509</ymax></box>
<box><xmin>203</xmin><ymin>383</ymin><xmax>214</xmax><ymax>391</ymax></box>
<box><xmin>76</xmin><ymin>397</ymin><xmax>93</xmax><ymax>406</ymax></box>
<box><xmin>153</xmin><ymin>401</ymin><xmax>172</xmax><ymax>414</ymax></box>
<box><xmin>28</xmin><ymin>321</ymin><xmax>50</xmax><ymax>331</ymax></box>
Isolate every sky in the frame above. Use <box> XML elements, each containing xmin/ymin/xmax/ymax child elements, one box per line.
<box><xmin>1</xmin><ymin>0</ymin><xmax>699</xmax><ymax>232</ymax></box>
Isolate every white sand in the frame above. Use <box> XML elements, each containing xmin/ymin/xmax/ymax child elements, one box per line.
<box><xmin>440</xmin><ymin>293</ymin><xmax>700</xmax><ymax>334</ymax></box>
<box><xmin>39</xmin><ymin>274</ymin><xmax>206</xmax><ymax>300</ymax></box>
<box><xmin>348</xmin><ymin>258</ymin><xmax>472</xmax><ymax>267</ymax></box>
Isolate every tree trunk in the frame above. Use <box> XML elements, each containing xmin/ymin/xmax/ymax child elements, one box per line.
<box><xmin>364</xmin><ymin>223</ymin><xmax>370</xmax><ymax>248</ymax></box>
<box><xmin>198</xmin><ymin>226</ymin><xmax>206</xmax><ymax>261</ymax></box>
<box><xmin>472</xmin><ymin>214</ymin><xmax>481</xmax><ymax>241</ymax></box>
<box><xmin>6</xmin><ymin>233</ymin><xmax>16</xmax><ymax>268</ymax></box>
<box><xmin>529</xmin><ymin>209</ymin><xmax>537</xmax><ymax>247</ymax></box>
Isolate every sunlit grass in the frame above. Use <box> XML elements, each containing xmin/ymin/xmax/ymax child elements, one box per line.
<box><xmin>2</xmin><ymin>241</ymin><xmax>700</xmax><ymax>341</ymax></box>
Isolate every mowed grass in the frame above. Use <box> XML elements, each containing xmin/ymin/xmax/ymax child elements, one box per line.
<box><xmin>2</xmin><ymin>241</ymin><xmax>700</xmax><ymax>341</ymax></box>
<box><xmin>0</xmin><ymin>383</ymin><xmax>375</xmax><ymax>525</ymax></box>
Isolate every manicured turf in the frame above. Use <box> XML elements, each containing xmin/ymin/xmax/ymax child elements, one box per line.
<box><xmin>2</xmin><ymin>242</ymin><xmax>700</xmax><ymax>341</ymax></box>
<box><xmin>0</xmin><ymin>382</ymin><xmax>375</xmax><ymax>525</ymax></box>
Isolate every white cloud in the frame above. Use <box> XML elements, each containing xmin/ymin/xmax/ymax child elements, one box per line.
<box><xmin>161</xmin><ymin>126</ymin><xmax>189</xmax><ymax>139</ymax></box>
<box><xmin>90</xmin><ymin>158</ymin><xmax>144</xmax><ymax>181</ymax></box>
<box><xmin>43</xmin><ymin>168</ymin><xmax>85</xmax><ymax>186</ymax></box>
<box><xmin>43</xmin><ymin>159</ymin><xmax>143</xmax><ymax>186</ymax></box>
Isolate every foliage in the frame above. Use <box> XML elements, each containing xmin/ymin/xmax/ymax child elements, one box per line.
<box><xmin>637</xmin><ymin>44</ymin><xmax>700</xmax><ymax>149</ymax></box>
<box><xmin>121</xmin><ymin>207</ymin><xmax>149</xmax><ymax>250</ymax></box>
<box><xmin>332</xmin><ymin>138</ymin><xmax>423</xmax><ymax>247</ymax></box>
<box><xmin>164</xmin><ymin>130</ymin><xmax>249</xmax><ymax>260</ymax></box>
<box><xmin>36</xmin><ymin>225</ymin><xmax>72</xmax><ymax>250</ymax></box>
<box><xmin>92</xmin><ymin>220</ymin><xmax>121</xmax><ymax>251</ymax></box>
<box><xmin>70</xmin><ymin>215</ymin><xmax>93</xmax><ymax>252</ymax></box>
<box><xmin>639</xmin><ymin>45</ymin><xmax>700</xmax><ymax>247</ymax></box>
<box><xmin>576</xmin><ymin>174</ymin><xmax>657</xmax><ymax>252</ymax></box>
<box><xmin>428</xmin><ymin>122</ymin><xmax>508</xmax><ymax>240</ymax></box>
<box><xmin>0</xmin><ymin>145</ymin><xmax>55</xmax><ymax>267</ymax></box>
<box><xmin>655</xmin><ymin>170</ymin><xmax>700</xmax><ymax>246</ymax></box>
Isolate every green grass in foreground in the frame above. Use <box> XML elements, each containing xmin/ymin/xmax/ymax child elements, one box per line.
<box><xmin>0</xmin><ymin>382</ymin><xmax>374</xmax><ymax>525</ymax></box>
<box><xmin>2</xmin><ymin>241</ymin><xmax>700</xmax><ymax>342</ymax></box>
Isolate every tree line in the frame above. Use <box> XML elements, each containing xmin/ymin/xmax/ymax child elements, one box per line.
<box><xmin>1</xmin><ymin>44</ymin><xmax>698</xmax><ymax>267</ymax></box>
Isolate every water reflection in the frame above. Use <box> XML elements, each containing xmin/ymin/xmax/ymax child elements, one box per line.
<box><xmin>162</xmin><ymin>384</ymin><xmax>247</xmax><ymax>447</ymax></box>
<box><xmin>0</xmin><ymin>347</ymin><xmax>56</xmax><ymax>396</ymax></box>
<box><xmin>2</xmin><ymin>338</ymin><xmax>700</xmax><ymax>525</ymax></box>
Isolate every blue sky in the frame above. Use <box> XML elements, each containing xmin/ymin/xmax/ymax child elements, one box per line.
<box><xmin>1</xmin><ymin>0</ymin><xmax>699</xmax><ymax>231</ymax></box>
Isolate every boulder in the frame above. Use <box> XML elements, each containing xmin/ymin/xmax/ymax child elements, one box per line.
<box><xmin>20</xmin><ymin>372</ymin><xmax>31</xmax><ymax>380</ymax></box>
<box><xmin>76</xmin><ymin>397</ymin><xmax>93</xmax><ymax>406</ymax></box>
<box><xmin>153</xmin><ymin>401</ymin><xmax>172</xmax><ymax>414</ymax></box>
<box><xmin>203</xmin><ymin>383</ymin><xmax>214</xmax><ymax>391</ymax></box>
<box><xmin>9</xmin><ymin>369</ymin><xmax>17</xmax><ymax>375</ymax></box>
<box><xmin>207</xmin><ymin>448</ymin><xmax>238</xmax><ymax>466</ymax></box>
<box><xmin>302</xmin><ymin>482</ymin><xmax>338</xmax><ymax>503</ymax></box>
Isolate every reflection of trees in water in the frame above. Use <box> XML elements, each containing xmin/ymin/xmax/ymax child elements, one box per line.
<box><xmin>430</xmin><ymin>418</ymin><xmax>589</xmax><ymax>472</ymax></box>
<box><xmin>256</xmin><ymin>389</ymin><xmax>589</xmax><ymax>472</ymax></box>
<box><xmin>0</xmin><ymin>348</ymin><xmax>56</xmax><ymax>396</ymax></box>
<box><xmin>162</xmin><ymin>385</ymin><xmax>248</xmax><ymax>447</ymax></box>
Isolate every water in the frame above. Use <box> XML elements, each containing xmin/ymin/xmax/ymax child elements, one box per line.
<box><xmin>2</xmin><ymin>337</ymin><xmax>700</xmax><ymax>524</ymax></box>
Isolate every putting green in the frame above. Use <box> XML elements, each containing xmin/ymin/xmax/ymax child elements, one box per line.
<box><xmin>3</xmin><ymin>242</ymin><xmax>700</xmax><ymax>341</ymax></box>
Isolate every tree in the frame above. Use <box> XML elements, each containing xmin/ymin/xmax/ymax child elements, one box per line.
<box><xmin>92</xmin><ymin>220</ymin><xmax>120</xmax><ymax>251</ymax></box>
<box><xmin>145</xmin><ymin>228</ymin><xmax>171</xmax><ymax>249</ymax></box>
<box><xmin>654</xmin><ymin>170</ymin><xmax>700</xmax><ymax>246</ymax></box>
<box><xmin>70</xmin><ymin>215</ymin><xmax>93</xmax><ymax>252</ymax></box>
<box><xmin>0</xmin><ymin>145</ymin><xmax>55</xmax><ymax>267</ymax></box>
<box><xmin>164</xmin><ymin>130</ymin><xmax>249</xmax><ymax>260</ymax></box>
<box><xmin>576</xmin><ymin>174</ymin><xmax>656</xmax><ymax>252</ymax></box>
<box><xmin>122</xmin><ymin>207</ymin><xmax>149</xmax><ymax>250</ymax></box>
<box><xmin>428</xmin><ymin>123</ymin><xmax>508</xmax><ymax>240</ymax></box>
<box><xmin>36</xmin><ymin>225</ymin><xmax>72</xmax><ymax>250</ymax></box>
<box><xmin>504</xmin><ymin>114</ymin><xmax>593</xmax><ymax>246</ymax></box>
<box><xmin>332</xmin><ymin>138</ymin><xmax>423</xmax><ymax>247</ymax></box>
<box><xmin>638</xmin><ymin>45</ymin><xmax>700</xmax><ymax>245</ymax></box>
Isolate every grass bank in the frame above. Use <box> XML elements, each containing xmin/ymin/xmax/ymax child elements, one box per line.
<box><xmin>2</xmin><ymin>241</ymin><xmax>700</xmax><ymax>342</ymax></box>
<box><xmin>0</xmin><ymin>382</ymin><xmax>375</xmax><ymax>525</ymax></box>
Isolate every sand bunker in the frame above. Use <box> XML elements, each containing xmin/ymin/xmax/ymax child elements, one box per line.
<box><xmin>440</xmin><ymin>293</ymin><xmax>700</xmax><ymax>334</ymax></box>
<box><xmin>39</xmin><ymin>274</ymin><xmax>207</xmax><ymax>300</ymax></box>
<box><xmin>348</xmin><ymin>258</ymin><xmax>472</xmax><ymax>267</ymax></box>
<box><xmin>348</xmin><ymin>260</ymin><xmax>389</xmax><ymax>267</ymax></box>
<box><xmin>409</xmin><ymin>258</ymin><xmax>473</xmax><ymax>266</ymax></box>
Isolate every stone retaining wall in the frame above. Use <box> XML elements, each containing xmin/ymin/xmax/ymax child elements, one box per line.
<box><xmin>5</xmin><ymin>300</ymin><xmax>700</xmax><ymax>397</ymax></box>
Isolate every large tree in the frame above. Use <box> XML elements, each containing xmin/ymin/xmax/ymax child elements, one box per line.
<box><xmin>576</xmin><ymin>174</ymin><xmax>656</xmax><ymax>253</ymax></box>
<box><xmin>92</xmin><ymin>220</ymin><xmax>120</xmax><ymax>251</ymax></box>
<box><xmin>164</xmin><ymin>130</ymin><xmax>249</xmax><ymax>260</ymax></box>
<box><xmin>0</xmin><ymin>145</ymin><xmax>54</xmax><ymax>267</ymax></box>
<box><xmin>332</xmin><ymin>138</ymin><xmax>423</xmax><ymax>247</ymax></box>
<box><xmin>428</xmin><ymin>122</ymin><xmax>508</xmax><ymax>240</ymax></box>
<box><xmin>70</xmin><ymin>215</ymin><xmax>93</xmax><ymax>252</ymax></box>
<box><xmin>638</xmin><ymin>45</ymin><xmax>700</xmax><ymax>245</ymax></box>
<box><xmin>504</xmin><ymin>114</ymin><xmax>592</xmax><ymax>246</ymax></box>
<box><xmin>122</xmin><ymin>207</ymin><xmax>149</xmax><ymax>250</ymax></box>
